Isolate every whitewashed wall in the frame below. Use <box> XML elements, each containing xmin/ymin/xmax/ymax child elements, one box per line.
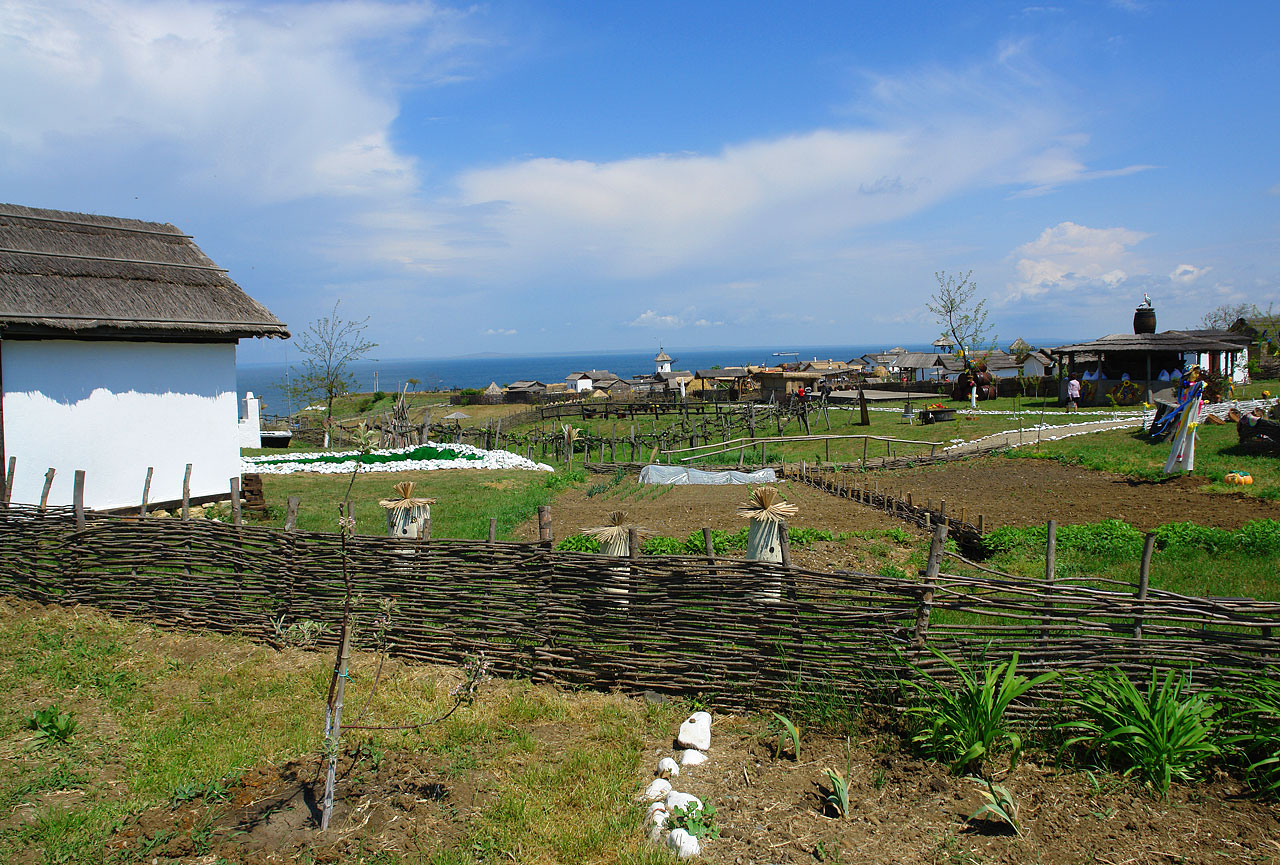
<box><xmin>2</xmin><ymin>340</ymin><xmax>241</xmax><ymax>509</ymax></box>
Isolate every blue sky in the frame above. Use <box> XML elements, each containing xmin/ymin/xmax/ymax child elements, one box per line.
<box><xmin>3</xmin><ymin>0</ymin><xmax>1278</xmax><ymax>362</ymax></box>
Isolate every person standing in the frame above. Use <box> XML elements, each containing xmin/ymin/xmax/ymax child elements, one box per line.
<box><xmin>1066</xmin><ymin>375</ymin><xmax>1081</xmax><ymax>412</ymax></box>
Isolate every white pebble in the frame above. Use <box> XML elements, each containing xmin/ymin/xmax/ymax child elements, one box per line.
<box><xmin>641</xmin><ymin>778</ymin><xmax>672</xmax><ymax>801</ymax></box>
<box><xmin>680</xmin><ymin>748</ymin><xmax>708</xmax><ymax>766</ymax></box>
<box><xmin>657</xmin><ymin>757</ymin><xmax>680</xmax><ymax>778</ymax></box>
<box><xmin>666</xmin><ymin>791</ymin><xmax>703</xmax><ymax>813</ymax></box>
<box><xmin>667</xmin><ymin>828</ymin><xmax>701</xmax><ymax>858</ymax></box>
<box><xmin>677</xmin><ymin>711</ymin><xmax>712</xmax><ymax>751</ymax></box>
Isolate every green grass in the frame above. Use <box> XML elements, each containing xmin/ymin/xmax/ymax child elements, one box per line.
<box><xmin>0</xmin><ymin>604</ymin><xmax>664</xmax><ymax>865</ymax></box>
<box><xmin>1004</xmin><ymin>385</ymin><xmax>1280</xmax><ymax>499</ymax></box>
<box><xmin>972</xmin><ymin>518</ymin><xmax>1280</xmax><ymax>600</ymax></box>
<box><xmin>252</xmin><ymin>467</ymin><xmax>585</xmax><ymax>539</ymax></box>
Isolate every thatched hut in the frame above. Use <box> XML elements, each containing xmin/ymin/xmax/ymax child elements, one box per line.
<box><xmin>0</xmin><ymin>203</ymin><xmax>288</xmax><ymax>509</ymax></box>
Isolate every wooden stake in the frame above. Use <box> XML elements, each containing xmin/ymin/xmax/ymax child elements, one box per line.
<box><xmin>1134</xmin><ymin>532</ymin><xmax>1155</xmax><ymax>639</ymax></box>
<box><xmin>914</xmin><ymin>523</ymin><xmax>946</xmax><ymax>645</ymax></box>
<box><xmin>73</xmin><ymin>469</ymin><xmax>85</xmax><ymax>530</ymax></box>
<box><xmin>39</xmin><ymin>468</ymin><xmax>55</xmax><ymax>511</ymax></box>
<box><xmin>1040</xmin><ymin>520</ymin><xmax>1056</xmax><ymax>642</ymax></box>
<box><xmin>778</xmin><ymin>519</ymin><xmax>792</xmax><ymax>568</ymax></box>
<box><xmin>140</xmin><ymin>467</ymin><xmax>153</xmax><ymax>517</ymax></box>
<box><xmin>702</xmin><ymin>526</ymin><xmax>715</xmax><ymax>562</ymax></box>
<box><xmin>181</xmin><ymin>463</ymin><xmax>192</xmax><ymax>520</ymax></box>
<box><xmin>284</xmin><ymin>496</ymin><xmax>300</xmax><ymax>531</ymax></box>
<box><xmin>230</xmin><ymin>477</ymin><xmax>241</xmax><ymax>525</ymax></box>
<box><xmin>538</xmin><ymin>505</ymin><xmax>553</xmax><ymax>546</ymax></box>
<box><xmin>3</xmin><ymin>456</ymin><xmax>14</xmax><ymax>503</ymax></box>
<box><xmin>488</xmin><ymin>517</ymin><xmax>498</xmax><ymax>544</ymax></box>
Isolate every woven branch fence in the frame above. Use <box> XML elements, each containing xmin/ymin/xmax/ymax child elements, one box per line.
<box><xmin>2</xmin><ymin>504</ymin><xmax>1276</xmax><ymax>716</ymax></box>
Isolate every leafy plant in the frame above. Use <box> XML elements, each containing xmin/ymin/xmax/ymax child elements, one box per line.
<box><xmin>821</xmin><ymin>738</ymin><xmax>854</xmax><ymax>818</ymax></box>
<box><xmin>554</xmin><ymin>534</ymin><xmax>602</xmax><ymax>553</ymax></box>
<box><xmin>901</xmin><ymin>648</ymin><xmax>1056</xmax><ymax>774</ymax></box>
<box><xmin>967</xmin><ymin>777</ymin><xmax>1022</xmax><ymax>835</ymax></box>
<box><xmin>271</xmin><ymin>616</ymin><xmax>331</xmax><ymax>648</ymax></box>
<box><xmin>822</xmin><ymin>767</ymin><xmax>851</xmax><ymax>818</ymax></box>
<box><xmin>1221</xmin><ymin>673</ymin><xmax>1280</xmax><ymax>797</ymax></box>
<box><xmin>771</xmin><ymin>711</ymin><xmax>801</xmax><ymax>761</ymax></box>
<box><xmin>1057</xmin><ymin>667</ymin><xmax>1220</xmax><ymax>797</ymax></box>
<box><xmin>667</xmin><ymin>801</ymin><xmax>720</xmax><ymax>840</ymax></box>
<box><xmin>27</xmin><ymin>705</ymin><xmax>77</xmax><ymax>747</ymax></box>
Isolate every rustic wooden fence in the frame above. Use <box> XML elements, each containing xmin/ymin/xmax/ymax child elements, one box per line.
<box><xmin>2</xmin><ymin>504</ymin><xmax>1276</xmax><ymax>714</ymax></box>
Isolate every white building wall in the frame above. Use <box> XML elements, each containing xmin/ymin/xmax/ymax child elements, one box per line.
<box><xmin>2</xmin><ymin>340</ymin><xmax>241</xmax><ymax>509</ymax></box>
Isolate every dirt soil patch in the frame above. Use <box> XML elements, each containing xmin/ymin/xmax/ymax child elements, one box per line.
<box><xmin>889</xmin><ymin>456</ymin><xmax>1280</xmax><ymax>532</ymax></box>
<box><xmin>648</xmin><ymin>714</ymin><xmax>1280</xmax><ymax>864</ymax></box>
<box><xmin>108</xmin><ymin>746</ymin><xmax>476</xmax><ymax>864</ymax></box>
<box><xmin>517</xmin><ymin>456</ymin><xmax>1280</xmax><ymax>572</ymax></box>
<box><xmin>513</xmin><ymin>479</ymin><xmax>913</xmax><ymax>572</ymax></box>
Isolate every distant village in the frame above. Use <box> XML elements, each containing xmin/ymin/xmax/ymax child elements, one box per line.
<box><xmin>474</xmin><ymin>314</ymin><xmax>1269</xmax><ymax>407</ymax></box>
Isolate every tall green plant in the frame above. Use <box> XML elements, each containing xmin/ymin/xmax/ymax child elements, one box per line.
<box><xmin>1222</xmin><ymin>673</ymin><xmax>1280</xmax><ymax>797</ymax></box>
<box><xmin>901</xmin><ymin>647</ymin><xmax>1056</xmax><ymax>775</ymax></box>
<box><xmin>1057</xmin><ymin>668</ymin><xmax>1220</xmax><ymax>797</ymax></box>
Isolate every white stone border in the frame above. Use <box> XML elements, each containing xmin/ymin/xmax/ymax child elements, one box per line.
<box><xmin>242</xmin><ymin>441</ymin><xmax>555</xmax><ymax>474</ymax></box>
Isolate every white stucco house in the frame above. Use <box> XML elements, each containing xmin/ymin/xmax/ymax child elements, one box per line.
<box><xmin>0</xmin><ymin>203</ymin><xmax>289</xmax><ymax>510</ymax></box>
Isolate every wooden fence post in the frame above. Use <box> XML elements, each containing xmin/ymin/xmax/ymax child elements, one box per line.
<box><xmin>1134</xmin><ymin>532</ymin><xmax>1155</xmax><ymax>639</ymax></box>
<box><xmin>778</xmin><ymin>519</ymin><xmax>792</xmax><ymax>568</ymax></box>
<box><xmin>488</xmin><ymin>517</ymin><xmax>498</xmax><ymax>544</ymax></box>
<box><xmin>284</xmin><ymin>496</ymin><xmax>300</xmax><ymax>531</ymax></box>
<box><xmin>39</xmin><ymin>468</ymin><xmax>55</xmax><ymax>511</ymax></box>
<box><xmin>230</xmin><ymin>477</ymin><xmax>242</xmax><ymax>526</ymax></box>
<box><xmin>1040</xmin><ymin>520</ymin><xmax>1056</xmax><ymax>643</ymax></box>
<box><xmin>181</xmin><ymin>463</ymin><xmax>192</xmax><ymax>520</ymax></box>
<box><xmin>73</xmin><ymin>469</ymin><xmax>86</xmax><ymax>531</ymax></box>
<box><xmin>140</xmin><ymin>467</ymin><xmax>153</xmax><ymax>517</ymax></box>
<box><xmin>701</xmin><ymin>526</ymin><xmax>715</xmax><ymax>562</ymax></box>
<box><xmin>538</xmin><ymin>505</ymin><xmax>553</xmax><ymax>547</ymax></box>
<box><xmin>3</xmin><ymin>456</ymin><xmax>15</xmax><ymax>503</ymax></box>
<box><xmin>914</xmin><ymin>523</ymin><xmax>947</xmax><ymax>646</ymax></box>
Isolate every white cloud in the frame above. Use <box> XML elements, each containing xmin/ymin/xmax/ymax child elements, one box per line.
<box><xmin>1170</xmin><ymin>263</ymin><xmax>1210</xmax><ymax>284</ymax></box>
<box><xmin>373</xmin><ymin>45</ymin><xmax>1152</xmax><ymax>285</ymax></box>
<box><xmin>629</xmin><ymin>310</ymin><xmax>684</xmax><ymax>328</ymax></box>
<box><xmin>1009</xmin><ymin>221</ymin><xmax>1151</xmax><ymax>300</ymax></box>
<box><xmin>0</xmin><ymin>0</ymin><xmax>481</xmax><ymax>202</ymax></box>
<box><xmin>483</xmin><ymin>328</ymin><xmax>517</xmax><ymax>336</ymax></box>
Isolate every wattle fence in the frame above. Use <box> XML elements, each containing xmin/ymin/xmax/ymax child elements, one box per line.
<box><xmin>2</xmin><ymin>504</ymin><xmax>1276</xmax><ymax>714</ymax></box>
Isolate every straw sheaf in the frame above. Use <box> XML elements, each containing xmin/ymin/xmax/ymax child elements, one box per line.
<box><xmin>0</xmin><ymin>203</ymin><xmax>289</xmax><ymax>338</ymax></box>
<box><xmin>583</xmin><ymin>510</ymin><xmax>648</xmax><ymax>544</ymax></box>
<box><xmin>737</xmin><ymin>486</ymin><xmax>798</xmax><ymax>523</ymax></box>
<box><xmin>379</xmin><ymin>481</ymin><xmax>436</xmax><ymax>511</ymax></box>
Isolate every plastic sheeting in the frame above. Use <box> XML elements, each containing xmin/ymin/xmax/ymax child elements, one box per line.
<box><xmin>638</xmin><ymin>465</ymin><xmax>777</xmax><ymax>485</ymax></box>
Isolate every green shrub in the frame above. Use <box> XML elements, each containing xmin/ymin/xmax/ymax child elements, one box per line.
<box><xmin>1152</xmin><ymin>522</ymin><xmax>1233</xmax><ymax>554</ymax></box>
<box><xmin>788</xmin><ymin>527</ymin><xmax>835</xmax><ymax>546</ymax></box>
<box><xmin>1057</xmin><ymin>520</ymin><xmax>1144</xmax><ymax>559</ymax></box>
<box><xmin>641</xmin><ymin>536</ymin><xmax>688</xmax><ymax>556</ymax></box>
<box><xmin>1236</xmin><ymin>519</ymin><xmax>1280</xmax><ymax>556</ymax></box>
<box><xmin>554</xmin><ymin>534</ymin><xmax>600</xmax><ymax>553</ymax></box>
<box><xmin>1058</xmin><ymin>668</ymin><xmax>1220</xmax><ymax>797</ymax></box>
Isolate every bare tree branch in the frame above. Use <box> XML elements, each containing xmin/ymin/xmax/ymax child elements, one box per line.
<box><xmin>926</xmin><ymin>270</ymin><xmax>992</xmax><ymax>360</ymax></box>
<box><xmin>286</xmin><ymin>301</ymin><xmax>377</xmax><ymax>423</ymax></box>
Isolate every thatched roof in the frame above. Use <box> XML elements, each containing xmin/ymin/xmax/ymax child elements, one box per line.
<box><xmin>0</xmin><ymin>203</ymin><xmax>288</xmax><ymax>340</ymax></box>
<box><xmin>1052</xmin><ymin>331</ymin><xmax>1241</xmax><ymax>354</ymax></box>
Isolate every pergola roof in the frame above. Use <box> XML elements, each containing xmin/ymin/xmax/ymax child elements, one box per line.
<box><xmin>1051</xmin><ymin>331</ymin><xmax>1242</xmax><ymax>354</ymax></box>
